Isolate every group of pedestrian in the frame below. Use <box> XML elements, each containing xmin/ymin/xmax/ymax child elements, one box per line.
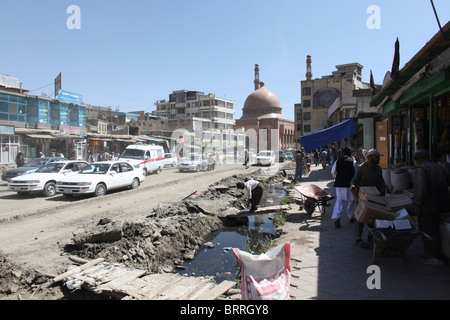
<box><xmin>331</xmin><ymin>146</ymin><xmax>449</xmax><ymax>266</ymax></box>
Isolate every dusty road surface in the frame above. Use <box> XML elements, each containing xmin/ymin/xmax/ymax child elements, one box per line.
<box><xmin>0</xmin><ymin>163</ymin><xmax>275</xmax><ymax>277</ymax></box>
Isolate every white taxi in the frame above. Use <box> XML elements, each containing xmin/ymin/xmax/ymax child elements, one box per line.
<box><xmin>8</xmin><ymin>160</ymin><xmax>89</xmax><ymax>197</ymax></box>
<box><xmin>56</xmin><ymin>161</ymin><xmax>146</xmax><ymax>197</ymax></box>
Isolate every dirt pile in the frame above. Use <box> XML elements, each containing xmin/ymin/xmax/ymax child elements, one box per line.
<box><xmin>0</xmin><ymin>251</ymin><xmax>51</xmax><ymax>300</ymax></box>
<box><xmin>63</xmin><ymin>171</ymin><xmax>283</xmax><ymax>273</ymax></box>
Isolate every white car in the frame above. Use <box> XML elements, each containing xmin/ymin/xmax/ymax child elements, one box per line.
<box><xmin>256</xmin><ymin>150</ymin><xmax>276</xmax><ymax>166</ymax></box>
<box><xmin>177</xmin><ymin>153</ymin><xmax>209</xmax><ymax>172</ymax></box>
<box><xmin>8</xmin><ymin>160</ymin><xmax>89</xmax><ymax>197</ymax></box>
<box><xmin>163</xmin><ymin>153</ymin><xmax>178</xmax><ymax>167</ymax></box>
<box><xmin>56</xmin><ymin>161</ymin><xmax>146</xmax><ymax>197</ymax></box>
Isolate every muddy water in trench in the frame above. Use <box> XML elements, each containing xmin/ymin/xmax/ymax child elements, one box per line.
<box><xmin>176</xmin><ymin>183</ymin><xmax>287</xmax><ymax>283</ymax></box>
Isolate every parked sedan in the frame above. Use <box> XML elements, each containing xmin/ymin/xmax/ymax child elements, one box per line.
<box><xmin>177</xmin><ymin>153</ymin><xmax>209</xmax><ymax>172</ymax></box>
<box><xmin>2</xmin><ymin>157</ymin><xmax>67</xmax><ymax>181</ymax></box>
<box><xmin>163</xmin><ymin>153</ymin><xmax>178</xmax><ymax>168</ymax></box>
<box><xmin>56</xmin><ymin>161</ymin><xmax>146</xmax><ymax>197</ymax></box>
<box><xmin>8</xmin><ymin>160</ymin><xmax>89</xmax><ymax>197</ymax></box>
<box><xmin>256</xmin><ymin>150</ymin><xmax>276</xmax><ymax>166</ymax></box>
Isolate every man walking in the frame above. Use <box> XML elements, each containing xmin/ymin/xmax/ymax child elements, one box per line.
<box><xmin>413</xmin><ymin>150</ymin><xmax>450</xmax><ymax>266</ymax></box>
<box><xmin>331</xmin><ymin>148</ymin><xmax>359</xmax><ymax>228</ymax></box>
<box><xmin>294</xmin><ymin>149</ymin><xmax>304</xmax><ymax>181</ymax></box>
<box><xmin>350</xmin><ymin>149</ymin><xmax>386</xmax><ymax>248</ymax></box>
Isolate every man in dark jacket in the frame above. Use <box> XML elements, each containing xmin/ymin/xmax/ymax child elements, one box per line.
<box><xmin>350</xmin><ymin>149</ymin><xmax>386</xmax><ymax>248</ymax></box>
<box><xmin>331</xmin><ymin>148</ymin><xmax>358</xmax><ymax>228</ymax></box>
<box><xmin>15</xmin><ymin>152</ymin><xmax>25</xmax><ymax>167</ymax></box>
<box><xmin>413</xmin><ymin>150</ymin><xmax>450</xmax><ymax>266</ymax></box>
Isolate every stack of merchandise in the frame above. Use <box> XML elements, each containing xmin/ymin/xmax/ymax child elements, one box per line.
<box><xmin>354</xmin><ymin>187</ymin><xmax>413</xmax><ymax>229</ymax></box>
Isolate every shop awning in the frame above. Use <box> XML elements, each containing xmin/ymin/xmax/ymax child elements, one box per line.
<box><xmin>300</xmin><ymin>119</ymin><xmax>356</xmax><ymax>153</ymax></box>
<box><xmin>371</xmin><ymin>20</ymin><xmax>450</xmax><ymax>107</ymax></box>
<box><xmin>26</xmin><ymin>134</ymin><xmax>55</xmax><ymax>139</ymax></box>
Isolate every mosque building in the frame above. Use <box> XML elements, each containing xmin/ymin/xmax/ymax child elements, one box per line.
<box><xmin>235</xmin><ymin>64</ymin><xmax>296</xmax><ymax>152</ymax></box>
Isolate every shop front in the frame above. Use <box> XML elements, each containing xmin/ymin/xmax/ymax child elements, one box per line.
<box><xmin>380</xmin><ymin>72</ymin><xmax>450</xmax><ymax>166</ymax></box>
<box><xmin>372</xmin><ymin>21</ymin><xmax>450</xmax><ymax>166</ymax></box>
<box><xmin>0</xmin><ymin>125</ymin><xmax>21</xmax><ymax>164</ymax></box>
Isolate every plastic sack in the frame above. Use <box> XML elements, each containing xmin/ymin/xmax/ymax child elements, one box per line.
<box><xmin>232</xmin><ymin>243</ymin><xmax>291</xmax><ymax>300</ymax></box>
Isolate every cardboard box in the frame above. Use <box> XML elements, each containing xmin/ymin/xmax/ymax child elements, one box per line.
<box><xmin>354</xmin><ymin>199</ymin><xmax>396</xmax><ymax>225</ymax></box>
<box><xmin>358</xmin><ymin>186</ymin><xmax>381</xmax><ymax>199</ymax></box>
<box><xmin>362</xmin><ymin>193</ymin><xmax>386</xmax><ymax>206</ymax></box>
<box><xmin>384</xmin><ymin>194</ymin><xmax>413</xmax><ymax>210</ymax></box>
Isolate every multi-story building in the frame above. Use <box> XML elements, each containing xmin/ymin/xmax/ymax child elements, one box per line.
<box><xmin>298</xmin><ymin>57</ymin><xmax>379</xmax><ymax>150</ymax></box>
<box><xmin>154</xmin><ymin>90</ymin><xmax>235</xmax><ymax>130</ymax></box>
<box><xmin>0</xmin><ymin>75</ymin><xmax>87</xmax><ymax>165</ymax></box>
<box><xmin>153</xmin><ymin>90</ymin><xmax>242</xmax><ymax>153</ymax></box>
<box><xmin>0</xmin><ymin>74</ymin><xmax>143</xmax><ymax>168</ymax></box>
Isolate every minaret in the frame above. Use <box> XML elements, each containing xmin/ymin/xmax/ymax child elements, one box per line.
<box><xmin>306</xmin><ymin>55</ymin><xmax>312</xmax><ymax>80</ymax></box>
<box><xmin>254</xmin><ymin>64</ymin><xmax>260</xmax><ymax>90</ymax></box>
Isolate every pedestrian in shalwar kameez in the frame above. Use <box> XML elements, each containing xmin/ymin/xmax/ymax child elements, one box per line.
<box><xmin>350</xmin><ymin>149</ymin><xmax>386</xmax><ymax>249</ymax></box>
<box><xmin>331</xmin><ymin>148</ymin><xmax>359</xmax><ymax>228</ymax></box>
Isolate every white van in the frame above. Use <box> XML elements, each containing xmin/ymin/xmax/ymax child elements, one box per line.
<box><xmin>119</xmin><ymin>144</ymin><xmax>165</xmax><ymax>175</ymax></box>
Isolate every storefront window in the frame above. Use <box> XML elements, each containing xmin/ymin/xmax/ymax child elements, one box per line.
<box><xmin>437</xmin><ymin>95</ymin><xmax>450</xmax><ymax>162</ymax></box>
<box><xmin>0</xmin><ymin>134</ymin><xmax>20</xmax><ymax>164</ymax></box>
<box><xmin>391</xmin><ymin>114</ymin><xmax>408</xmax><ymax>165</ymax></box>
<box><xmin>50</xmin><ymin>102</ymin><xmax>60</xmax><ymax>125</ymax></box>
<box><xmin>0</xmin><ymin>101</ymin><xmax>8</xmax><ymax>113</ymax></box>
<box><xmin>38</xmin><ymin>99</ymin><xmax>49</xmax><ymax>124</ymax></box>
<box><xmin>27</xmin><ymin>98</ymin><xmax>38</xmax><ymax>123</ymax></box>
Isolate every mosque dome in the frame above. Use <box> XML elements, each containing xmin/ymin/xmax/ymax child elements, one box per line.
<box><xmin>241</xmin><ymin>84</ymin><xmax>284</xmax><ymax>120</ymax></box>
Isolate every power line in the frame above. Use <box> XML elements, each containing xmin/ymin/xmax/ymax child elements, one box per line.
<box><xmin>28</xmin><ymin>82</ymin><xmax>53</xmax><ymax>93</ymax></box>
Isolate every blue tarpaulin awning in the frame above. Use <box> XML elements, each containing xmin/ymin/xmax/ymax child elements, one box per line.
<box><xmin>300</xmin><ymin>119</ymin><xmax>356</xmax><ymax>152</ymax></box>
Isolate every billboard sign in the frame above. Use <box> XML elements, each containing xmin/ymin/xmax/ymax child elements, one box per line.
<box><xmin>57</xmin><ymin>89</ymin><xmax>83</xmax><ymax>105</ymax></box>
<box><xmin>54</xmin><ymin>73</ymin><xmax>61</xmax><ymax>98</ymax></box>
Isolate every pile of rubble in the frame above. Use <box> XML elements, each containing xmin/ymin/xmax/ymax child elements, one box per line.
<box><xmin>64</xmin><ymin>171</ymin><xmax>284</xmax><ymax>273</ymax></box>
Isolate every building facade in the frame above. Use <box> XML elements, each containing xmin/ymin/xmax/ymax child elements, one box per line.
<box><xmin>0</xmin><ymin>87</ymin><xmax>87</xmax><ymax>165</ymax></box>
<box><xmin>152</xmin><ymin>90</ymin><xmax>242</xmax><ymax>153</ymax></box>
<box><xmin>154</xmin><ymin>90</ymin><xmax>235</xmax><ymax>130</ymax></box>
<box><xmin>298</xmin><ymin>57</ymin><xmax>378</xmax><ymax>151</ymax></box>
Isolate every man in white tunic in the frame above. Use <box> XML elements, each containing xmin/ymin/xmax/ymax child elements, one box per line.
<box><xmin>331</xmin><ymin>148</ymin><xmax>359</xmax><ymax>228</ymax></box>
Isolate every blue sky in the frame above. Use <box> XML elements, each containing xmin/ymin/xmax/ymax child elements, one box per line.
<box><xmin>2</xmin><ymin>0</ymin><xmax>450</xmax><ymax>121</ymax></box>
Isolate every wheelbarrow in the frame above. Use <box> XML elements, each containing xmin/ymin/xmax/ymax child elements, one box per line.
<box><xmin>295</xmin><ymin>184</ymin><xmax>335</xmax><ymax>216</ymax></box>
<box><xmin>367</xmin><ymin>225</ymin><xmax>431</xmax><ymax>264</ymax></box>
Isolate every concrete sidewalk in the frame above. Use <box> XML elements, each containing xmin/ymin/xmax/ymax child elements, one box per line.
<box><xmin>280</xmin><ymin>164</ymin><xmax>450</xmax><ymax>300</ymax></box>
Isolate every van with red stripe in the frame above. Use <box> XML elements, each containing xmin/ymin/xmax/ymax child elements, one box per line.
<box><xmin>119</xmin><ymin>144</ymin><xmax>165</xmax><ymax>175</ymax></box>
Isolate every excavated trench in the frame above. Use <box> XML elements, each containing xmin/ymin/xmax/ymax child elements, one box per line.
<box><xmin>176</xmin><ymin>183</ymin><xmax>287</xmax><ymax>283</ymax></box>
<box><xmin>63</xmin><ymin>171</ymin><xmax>289</xmax><ymax>284</ymax></box>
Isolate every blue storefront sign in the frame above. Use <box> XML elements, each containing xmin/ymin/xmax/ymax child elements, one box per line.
<box><xmin>57</xmin><ymin>89</ymin><xmax>83</xmax><ymax>105</ymax></box>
